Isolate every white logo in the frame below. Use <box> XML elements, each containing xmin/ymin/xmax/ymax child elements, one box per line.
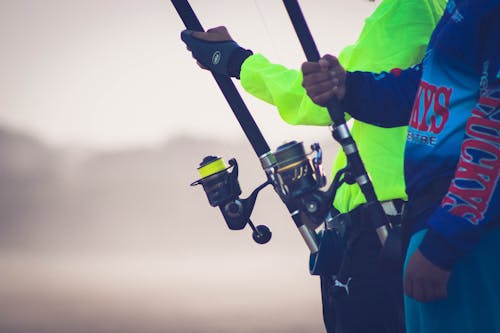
<box><xmin>212</xmin><ymin>51</ymin><xmax>221</xmax><ymax>65</ymax></box>
<box><xmin>452</xmin><ymin>10</ymin><xmax>464</xmax><ymax>23</ymax></box>
<box><xmin>446</xmin><ymin>1</ymin><xmax>463</xmax><ymax>23</ymax></box>
<box><xmin>334</xmin><ymin>277</ymin><xmax>352</xmax><ymax>295</ymax></box>
<box><xmin>446</xmin><ymin>0</ymin><xmax>456</xmax><ymax>14</ymax></box>
<box><xmin>372</xmin><ymin>72</ymin><xmax>386</xmax><ymax>81</ymax></box>
<box><xmin>480</xmin><ymin>61</ymin><xmax>489</xmax><ymax>94</ymax></box>
<box><xmin>423</xmin><ymin>49</ymin><xmax>433</xmax><ymax>65</ymax></box>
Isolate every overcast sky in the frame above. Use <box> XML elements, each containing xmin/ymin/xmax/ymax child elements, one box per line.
<box><xmin>0</xmin><ymin>0</ymin><xmax>376</xmax><ymax>150</ymax></box>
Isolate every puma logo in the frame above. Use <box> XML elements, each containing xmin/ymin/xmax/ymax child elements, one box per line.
<box><xmin>334</xmin><ymin>277</ymin><xmax>352</xmax><ymax>295</ymax></box>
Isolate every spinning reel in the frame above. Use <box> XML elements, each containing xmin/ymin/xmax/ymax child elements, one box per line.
<box><xmin>191</xmin><ymin>141</ymin><xmax>338</xmax><ymax>247</ymax></box>
<box><xmin>191</xmin><ymin>156</ymin><xmax>272</xmax><ymax>244</ymax></box>
<box><xmin>272</xmin><ymin>141</ymin><xmax>336</xmax><ymax>226</ymax></box>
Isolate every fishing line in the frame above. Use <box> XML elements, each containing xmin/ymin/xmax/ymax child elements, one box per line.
<box><xmin>251</xmin><ymin>0</ymin><xmax>282</xmax><ymax>62</ymax></box>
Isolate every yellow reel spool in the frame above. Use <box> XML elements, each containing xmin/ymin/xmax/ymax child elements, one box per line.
<box><xmin>197</xmin><ymin>157</ymin><xmax>227</xmax><ymax>178</ymax></box>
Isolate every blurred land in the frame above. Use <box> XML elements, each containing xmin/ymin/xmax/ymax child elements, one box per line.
<box><xmin>0</xmin><ymin>126</ymin><xmax>339</xmax><ymax>333</ymax></box>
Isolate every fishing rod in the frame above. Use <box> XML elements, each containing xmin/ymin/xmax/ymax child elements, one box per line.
<box><xmin>281</xmin><ymin>0</ymin><xmax>394</xmax><ymax>247</ymax></box>
<box><xmin>172</xmin><ymin>0</ymin><xmax>341</xmax><ymax>253</ymax></box>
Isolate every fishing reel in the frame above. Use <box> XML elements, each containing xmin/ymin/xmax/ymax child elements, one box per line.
<box><xmin>191</xmin><ymin>156</ymin><xmax>272</xmax><ymax>244</ymax></box>
<box><xmin>271</xmin><ymin>141</ymin><xmax>335</xmax><ymax>226</ymax></box>
<box><xmin>191</xmin><ymin>140</ymin><xmax>338</xmax><ymax>248</ymax></box>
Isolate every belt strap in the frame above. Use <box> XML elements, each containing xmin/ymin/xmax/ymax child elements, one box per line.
<box><xmin>325</xmin><ymin>199</ymin><xmax>405</xmax><ymax>232</ymax></box>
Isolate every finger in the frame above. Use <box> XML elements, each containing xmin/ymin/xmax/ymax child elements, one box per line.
<box><xmin>433</xmin><ymin>280</ymin><xmax>448</xmax><ymax>300</ymax></box>
<box><xmin>331</xmin><ymin>84</ymin><xmax>343</xmax><ymax>98</ymax></box>
<box><xmin>206</xmin><ymin>26</ymin><xmax>232</xmax><ymax>39</ymax></box>
<box><xmin>206</xmin><ymin>26</ymin><xmax>227</xmax><ymax>33</ymax></box>
<box><xmin>302</xmin><ymin>72</ymin><xmax>333</xmax><ymax>87</ymax></box>
<box><xmin>412</xmin><ymin>281</ymin><xmax>426</xmax><ymax>302</ymax></box>
<box><xmin>301</xmin><ymin>61</ymin><xmax>324</xmax><ymax>75</ymax></box>
<box><xmin>190</xmin><ymin>30</ymin><xmax>204</xmax><ymax>39</ymax></box>
<box><xmin>322</xmin><ymin>54</ymin><xmax>341</xmax><ymax>67</ymax></box>
<box><xmin>404</xmin><ymin>273</ymin><xmax>413</xmax><ymax>299</ymax></box>
<box><xmin>323</xmin><ymin>55</ymin><xmax>344</xmax><ymax>78</ymax></box>
<box><xmin>421</xmin><ymin>282</ymin><xmax>432</xmax><ymax>302</ymax></box>
<box><xmin>308</xmin><ymin>90</ymin><xmax>336</xmax><ymax>107</ymax></box>
<box><xmin>318</xmin><ymin>58</ymin><xmax>331</xmax><ymax>71</ymax></box>
<box><xmin>192</xmin><ymin>26</ymin><xmax>231</xmax><ymax>41</ymax></box>
<box><xmin>424</xmin><ymin>279</ymin><xmax>439</xmax><ymax>301</ymax></box>
<box><xmin>303</xmin><ymin>78</ymin><xmax>336</xmax><ymax>96</ymax></box>
<box><xmin>329</xmin><ymin>70</ymin><xmax>345</xmax><ymax>83</ymax></box>
<box><xmin>441</xmin><ymin>283</ymin><xmax>448</xmax><ymax>299</ymax></box>
<box><xmin>404</xmin><ymin>271</ymin><xmax>427</xmax><ymax>302</ymax></box>
<box><xmin>191</xmin><ymin>30</ymin><xmax>218</xmax><ymax>41</ymax></box>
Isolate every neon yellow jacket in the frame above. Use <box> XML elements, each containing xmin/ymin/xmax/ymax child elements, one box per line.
<box><xmin>240</xmin><ymin>0</ymin><xmax>446</xmax><ymax>213</ymax></box>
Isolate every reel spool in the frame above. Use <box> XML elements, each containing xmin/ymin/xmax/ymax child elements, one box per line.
<box><xmin>193</xmin><ymin>156</ymin><xmax>241</xmax><ymax>210</ymax></box>
<box><xmin>273</xmin><ymin>141</ymin><xmax>331</xmax><ymax>225</ymax></box>
<box><xmin>274</xmin><ymin>141</ymin><xmax>319</xmax><ymax>198</ymax></box>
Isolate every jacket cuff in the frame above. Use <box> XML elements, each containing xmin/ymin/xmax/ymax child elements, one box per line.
<box><xmin>228</xmin><ymin>48</ymin><xmax>253</xmax><ymax>79</ymax></box>
<box><xmin>340</xmin><ymin>71</ymin><xmax>366</xmax><ymax>119</ymax></box>
<box><xmin>341</xmin><ymin>72</ymin><xmax>355</xmax><ymax>108</ymax></box>
<box><xmin>417</xmin><ymin>205</ymin><xmax>478</xmax><ymax>271</ymax></box>
<box><xmin>419</xmin><ymin>227</ymin><xmax>464</xmax><ymax>271</ymax></box>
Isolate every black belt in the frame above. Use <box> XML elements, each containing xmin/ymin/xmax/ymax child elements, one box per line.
<box><xmin>325</xmin><ymin>199</ymin><xmax>405</xmax><ymax>237</ymax></box>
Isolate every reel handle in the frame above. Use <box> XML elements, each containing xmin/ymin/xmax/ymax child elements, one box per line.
<box><xmin>248</xmin><ymin>222</ymin><xmax>272</xmax><ymax>245</ymax></box>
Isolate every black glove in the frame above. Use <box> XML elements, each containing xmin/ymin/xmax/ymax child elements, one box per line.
<box><xmin>181</xmin><ymin>30</ymin><xmax>253</xmax><ymax>78</ymax></box>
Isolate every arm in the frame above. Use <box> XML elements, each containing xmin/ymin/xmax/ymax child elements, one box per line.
<box><xmin>301</xmin><ymin>54</ymin><xmax>422</xmax><ymax>128</ymax></box>
<box><xmin>405</xmin><ymin>71</ymin><xmax>499</xmax><ymax>303</ymax></box>
<box><xmin>342</xmin><ymin>65</ymin><xmax>423</xmax><ymax>127</ymax></box>
<box><xmin>419</xmin><ymin>6</ymin><xmax>500</xmax><ymax>271</ymax></box>
<box><xmin>405</xmin><ymin>8</ymin><xmax>500</xmax><ymax>302</ymax></box>
<box><xmin>240</xmin><ymin>54</ymin><xmax>332</xmax><ymax>126</ymax></box>
<box><xmin>181</xmin><ymin>26</ymin><xmax>332</xmax><ymax>126</ymax></box>
<box><xmin>419</xmin><ymin>72</ymin><xmax>500</xmax><ymax>271</ymax></box>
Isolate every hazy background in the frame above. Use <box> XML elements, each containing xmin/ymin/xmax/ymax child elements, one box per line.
<box><xmin>0</xmin><ymin>0</ymin><xmax>377</xmax><ymax>332</ymax></box>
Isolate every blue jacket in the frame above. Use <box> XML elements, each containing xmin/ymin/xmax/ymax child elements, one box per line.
<box><xmin>341</xmin><ymin>0</ymin><xmax>500</xmax><ymax>270</ymax></box>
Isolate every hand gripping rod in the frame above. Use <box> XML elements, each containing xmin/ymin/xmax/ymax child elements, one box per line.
<box><xmin>282</xmin><ymin>0</ymin><xmax>389</xmax><ymax>246</ymax></box>
<box><xmin>171</xmin><ymin>0</ymin><xmax>319</xmax><ymax>253</ymax></box>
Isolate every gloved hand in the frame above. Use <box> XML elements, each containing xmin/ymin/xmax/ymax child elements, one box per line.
<box><xmin>181</xmin><ymin>26</ymin><xmax>253</xmax><ymax>78</ymax></box>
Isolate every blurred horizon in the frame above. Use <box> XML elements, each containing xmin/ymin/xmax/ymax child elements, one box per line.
<box><xmin>0</xmin><ymin>123</ymin><xmax>339</xmax><ymax>332</ymax></box>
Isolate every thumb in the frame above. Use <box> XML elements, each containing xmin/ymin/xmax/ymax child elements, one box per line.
<box><xmin>317</xmin><ymin>54</ymin><xmax>339</xmax><ymax>71</ymax></box>
<box><xmin>206</xmin><ymin>26</ymin><xmax>228</xmax><ymax>34</ymax></box>
<box><xmin>322</xmin><ymin>54</ymin><xmax>340</xmax><ymax>67</ymax></box>
<box><xmin>194</xmin><ymin>26</ymin><xmax>232</xmax><ymax>41</ymax></box>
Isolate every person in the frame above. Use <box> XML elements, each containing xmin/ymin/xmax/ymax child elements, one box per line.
<box><xmin>181</xmin><ymin>1</ymin><xmax>446</xmax><ymax>332</ymax></box>
<box><xmin>300</xmin><ymin>0</ymin><xmax>500</xmax><ymax>332</ymax></box>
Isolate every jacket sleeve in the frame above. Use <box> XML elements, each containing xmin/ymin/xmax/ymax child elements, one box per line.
<box><xmin>238</xmin><ymin>0</ymin><xmax>446</xmax><ymax>127</ymax></box>
<box><xmin>341</xmin><ymin>65</ymin><xmax>423</xmax><ymax>128</ymax></box>
<box><xmin>239</xmin><ymin>54</ymin><xmax>333</xmax><ymax>126</ymax></box>
<box><xmin>419</xmin><ymin>14</ymin><xmax>500</xmax><ymax>270</ymax></box>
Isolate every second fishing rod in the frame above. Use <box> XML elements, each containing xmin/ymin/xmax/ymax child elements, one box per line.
<box><xmin>281</xmin><ymin>0</ymin><xmax>398</xmax><ymax>249</ymax></box>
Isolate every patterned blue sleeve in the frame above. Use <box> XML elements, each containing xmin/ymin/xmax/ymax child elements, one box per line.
<box><xmin>342</xmin><ymin>66</ymin><xmax>422</xmax><ymax>127</ymax></box>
